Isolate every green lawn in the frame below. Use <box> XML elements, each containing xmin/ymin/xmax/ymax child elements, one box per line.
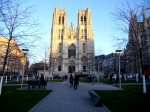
<box><xmin>99</xmin><ymin>78</ymin><xmax>143</xmax><ymax>84</ymax></box>
<box><xmin>0</xmin><ymin>86</ymin><xmax>52</xmax><ymax>112</ymax></box>
<box><xmin>6</xmin><ymin>80</ymin><xmax>28</xmax><ymax>84</ymax></box>
<box><xmin>5</xmin><ymin>79</ymin><xmax>64</xmax><ymax>84</ymax></box>
<box><xmin>95</xmin><ymin>85</ymin><xmax>150</xmax><ymax>112</ymax></box>
<box><xmin>79</xmin><ymin>77</ymin><xmax>142</xmax><ymax>83</ymax></box>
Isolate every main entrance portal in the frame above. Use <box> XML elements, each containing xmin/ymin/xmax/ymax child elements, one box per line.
<box><xmin>68</xmin><ymin>66</ymin><xmax>75</xmax><ymax>73</ymax></box>
<box><xmin>68</xmin><ymin>61</ymin><xmax>75</xmax><ymax>73</ymax></box>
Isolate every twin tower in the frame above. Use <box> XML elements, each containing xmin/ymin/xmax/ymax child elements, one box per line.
<box><xmin>50</xmin><ymin>8</ymin><xmax>95</xmax><ymax>76</ymax></box>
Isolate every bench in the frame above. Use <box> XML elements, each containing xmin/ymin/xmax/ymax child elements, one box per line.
<box><xmin>88</xmin><ymin>90</ymin><xmax>103</xmax><ymax>107</ymax></box>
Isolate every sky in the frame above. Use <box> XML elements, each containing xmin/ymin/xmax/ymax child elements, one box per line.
<box><xmin>22</xmin><ymin>0</ymin><xmax>144</xmax><ymax>64</ymax></box>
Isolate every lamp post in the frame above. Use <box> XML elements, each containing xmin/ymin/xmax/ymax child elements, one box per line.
<box><xmin>21</xmin><ymin>49</ymin><xmax>29</xmax><ymax>89</ymax></box>
<box><xmin>115</xmin><ymin>50</ymin><xmax>122</xmax><ymax>89</ymax></box>
<box><xmin>97</xmin><ymin>60</ymin><xmax>100</xmax><ymax>82</ymax></box>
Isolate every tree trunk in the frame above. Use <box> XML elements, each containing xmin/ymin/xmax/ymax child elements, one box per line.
<box><xmin>2</xmin><ymin>37</ymin><xmax>12</xmax><ymax>76</ymax></box>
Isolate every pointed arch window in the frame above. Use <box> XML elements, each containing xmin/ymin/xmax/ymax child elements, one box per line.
<box><xmin>59</xmin><ymin>16</ymin><xmax>61</xmax><ymax>24</ymax></box>
<box><xmin>59</xmin><ymin>43</ymin><xmax>62</xmax><ymax>53</ymax></box>
<box><xmin>81</xmin><ymin>16</ymin><xmax>83</xmax><ymax>21</ymax></box>
<box><xmin>84</xmin><ymin>16</ymin><xmax>86</xmax><ymax>21</ymax></box>
<box><xmin>58</xmin><ymin>29</ymin><xmax>61</xmax><ymax>39</ymax></box>
<box><xmin>84</xmin><ymin>29</ymin><xmax>87</xmax><ymax>39</ymax></box>
<box><xmin>81</xmin><ymin>29</ymin><xmax>83</xmax><ymax>39</ymax></box>
<box><xmin>62</xmin><ymin>16</ymin><xmax>64</xmax><ymax>24</ymax></box>
<box><xmin>61</xmin><ymin>29</ymin><xmax>64</xmax><ymax>39</ymax></box>
<box><xmin>81</xmin><ymin>16</ymin><xmax>83</xmax><ymax>25</ymax></box>
<box><xmin>83</xmin><ymin>43</ymin><xmax>85</xmax><ymax>53</ymax></box>
<box><xmin>68</xmin><ymin>44</ymin><xmax>76</xmax><ymax>58</ymax></box>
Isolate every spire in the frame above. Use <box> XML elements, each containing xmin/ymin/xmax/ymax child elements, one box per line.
<box><xmin>142</xmin><ymin>8</ymin><xmax>148</xmax><ymax>29</ymax></box>
<box><xmin>130</xmin><ymin>11</ymin><xmax>136</xmax><ymax>22</ymax></box>
<box><xmin>71</xmin><ymin>22</ymin><xmax>74</xmax><ymax>28</ymax></box>
<box><xmin>70</xmin><ymin>21</ymin><xmax>75</xmax><ymax>35</ymax></box>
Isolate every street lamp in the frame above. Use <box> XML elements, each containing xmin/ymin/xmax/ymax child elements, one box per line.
<box><xmin>21</xmin><ymin>49</ymin><xmax>29</xmax><ymax>89</ymax></box>
<box><xmin>115</xmin><ymin>50</ymin><xmax>122</xmax><ymax>89</ymax></box>
<box><xmin>97</xmin><ymin>60</ymin><xmax>100</xmax><ymax>82</ymax></box>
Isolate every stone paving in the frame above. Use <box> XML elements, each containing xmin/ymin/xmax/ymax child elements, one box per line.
<box><xmin>26</xmin><ymin>80</ymin><xmax>121</xmax><ymax>112</ymax></box>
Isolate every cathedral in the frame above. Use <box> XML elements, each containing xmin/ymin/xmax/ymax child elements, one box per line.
<box><xmin>50</xmin><ymin>8</ymin><xmax>95</xmax><ymax>76</ymax></box>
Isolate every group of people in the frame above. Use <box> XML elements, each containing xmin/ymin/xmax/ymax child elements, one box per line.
<box><xmin>69</xmin><ymin>73</ymin><xmax>79</xmax><ymax>90</ymax></box>
<box><xmin>108</xmin><ymin>73</ymin><xmax>119</xmax><ymax>85</ymax></box>
<box><xmin>28</xmin><ymin>73</ymin><xmax>47</xmax><ymax>89</ymax></box>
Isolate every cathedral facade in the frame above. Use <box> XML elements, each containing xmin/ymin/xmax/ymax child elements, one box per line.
<box><xmin>50</xmin><ymin>8</ymin><xmax>95</xmax><ymax>76</ymax></box>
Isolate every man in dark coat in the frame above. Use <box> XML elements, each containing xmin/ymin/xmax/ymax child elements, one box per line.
<box><xmin>74</xmin><ymin>74</ymin><xmax>79</xmax><ymax>90</ymax></box>
<box><xmin>69</xmin><ymin>74</ymin><xmax>73</xmax><ymax>87</ymax></box>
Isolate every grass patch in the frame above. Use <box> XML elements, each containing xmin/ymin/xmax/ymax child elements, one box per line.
<box><xmin>99</xmin><ymin>78</ymin><xmax>143</xmax><ymax>84</ymax></box>
<box><xmin>79</xmin><ymin>78</ymin><xmax>89</xmax><ymax>82</ymax></box>
<box><xmin>0</xmin><ymin>86</ymin><xmax>52</xmax><ymax>112</ymax></box>
<box><xmin>6</xmin><ymin>80</ymin><xmax>28</xmax><ymax>84</ymax></box>
<box><xmin>95</xmin><ymin>85</ymin><xmax>150</xmax><ymax>112</ymax></box>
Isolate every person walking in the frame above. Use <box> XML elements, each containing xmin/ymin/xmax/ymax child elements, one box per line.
<box><xmin>69</xmin><ymin>74</ymin><xmax>73</xmax><ymax>87</ymax></box>
<box><xmin>39</xmin><ymin>73</ymin><xmax>46</xmax><ymax>89</ymax></box>
<box><xmin>116</xmin><ymin>74</ymin><xmax>119</xmax><ymax>85</ymax></box>
<box><xmin>74</xmin><ymin>74</ymin><xmax>79</xmax><ymax>90</ymax></box>
<box><xmin>109</xmin><ymin>73</ymin><xmax>113</xmax><ymax>84</ymax></box>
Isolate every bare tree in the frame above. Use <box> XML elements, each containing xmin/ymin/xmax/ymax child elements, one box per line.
<box><xmin>0</xmin><ymin>0</ymin><xmax>42</xmax><ymax>76</ymax></box>
<box><xmin>112</xmin><ymin>0</ymin><xmax>150</xmax><ymax>93</ymax></box>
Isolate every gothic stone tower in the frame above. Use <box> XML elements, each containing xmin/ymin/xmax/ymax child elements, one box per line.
<box><xmin>50</xmin><ymin>8</ymin><xmax>95</xmax><ymax>76</ymax></box>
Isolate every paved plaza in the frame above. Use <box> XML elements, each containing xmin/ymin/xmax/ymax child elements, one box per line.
<box><xmin>26</xmin><ymin>81</ymin><xmax>121</xmax><ymax>112</ymax></box>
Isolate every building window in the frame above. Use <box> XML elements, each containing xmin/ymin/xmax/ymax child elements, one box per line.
<box><xmin>83</xmin><ymin>43</ymin><xmax>85</xmax><ymax>53</ymax></box>
<box><xmin>84</xmin><ymin>16</ymin><xmax>86</xmax><ymax>25</ymax></box>
<box><xmin>81</xmin><ymin>16</ymin><xmax>83</xmax><ymax>21</ymax></box>
<box><xmin>81</xmin><ymin>16</ymin><xmax>83</xmax><ymax>25</ymax></box>
<box><xmin>58</xmin><ymin>66</ymin><xmax>61</xmax><ymax>71</ymax></box>
<box><xmin>58</xmin><ymin>29</ymin><xmax>60</xmax><ymax>39</ymax></box>
<box><xmin>84</xmin><ymin>29</ymin><xmax>87</xmax><ymax>39</ymax></box>
<box><xmin>68</xmin><ymin>44</ymin><xmax>76</xmax><ymax>58</ymax></box>
<box><xmin>59</xmin><ymin>16</ymin><xmax>61</xmax><ymax>24</ymax></box>
<box><xmin>59</xmin><ymin>43</ymin><xmax>62</xmax><ymax>53</ymax></box>
<box><xmin>68</xmin><ymin>36</ymin><xmax>71</xmax><ymax>39</ymax></box>
<box><xmin>81</xmin><ymin>29</ymin><xmax>83</xmax><ymax>39</ymax></box>
<box><xmin>83</xmin><ymin>66</ymin><xmax>86</xmax><ymax>72</ymax></box>
<box><xmin>62</xmin><ymin>16</ymin><xmax>64</xmax><ymax>24</ymax></box>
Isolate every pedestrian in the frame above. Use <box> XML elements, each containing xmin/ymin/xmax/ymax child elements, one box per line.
<box><xmin>74</xmin><ymin>74</ymin><xmax>79</xmax><ymax>90</ymax></box>
<box><xmin>65</xmin><ymin>75</ymin><xmax>67</xmax><ymax>81</ymax></box>
<box><xmin>116</xmin><ymin>74</ymin><xmax>119</xmax><ymax>85</ymax></box>
<box><xmin>69</xmin><ymin>74</ymin><xmax>73</xmax><ymax>87</ymax></box>
<box><xmin>39</xmin><ymin>73</ymin><xmax>46</xmax><ymax>89</ymax></box>
<box><xmin>109</xmin><ymin>73</ymin><xmax>113</xmax><ymax>84</ymax></box>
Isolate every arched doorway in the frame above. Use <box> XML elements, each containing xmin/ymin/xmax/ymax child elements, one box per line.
<box><xmin>68</xmin><ymin>61</ymin><xmax>75</xmax><ymax>73</ymax></box>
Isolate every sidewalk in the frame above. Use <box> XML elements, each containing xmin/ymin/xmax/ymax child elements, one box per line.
<box><xmin>26</xmin><ymin>81</ymin><xmax>120</xmax><ymax>112</ymax></box>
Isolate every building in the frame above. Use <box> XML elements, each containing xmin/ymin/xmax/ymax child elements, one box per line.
<box><xmin>0</xmin><ymin>36</ymin><xmax>27</xmax><ymax>76</ymax></box>
<box><xmin>95</xmin><ymin>55</ymin><xmax>105</xmax><ymax>76</ymax></box>
<box><xmin>50</xmin><ymin>8</ymin><xmax>95</xmax><ymax>76</ymax></box>
<box><xmin>125</xmin><ymin>11</ymin><xmax>150</xmax><ymax>76</ymax></box>
<box><xmin>102</xmin><ymin>52</ymin><xmax>125</xmax><ymax>76</ymax></box>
